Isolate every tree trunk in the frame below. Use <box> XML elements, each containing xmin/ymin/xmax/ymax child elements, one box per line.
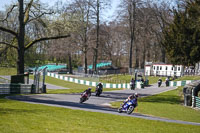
<box><xmin>141</xmin><ymin>44</ymin><xmax>146</xmax><ymax>69</ymax></box>
<box><xmin>84</xmin><ymin>51</ymin><xmax>88</xmax><ymax>74</ymax></box>
<box><xmin>135</xmin><ymin>44</ymin><xmax>139</xmax><ymax>68</ymax></box>
<box><xmin>17</xmin><ymin>0</ymin><xmax>25</xmax><ymax>75</ymax></box>
<box><xmin>161</xmin><ymin>47</ymin><xmax>166</xmax><ymax>63</ymax></box>
<box><xmin>129</xmin><ymin>37</ymin><xmax>133</xmax><ymax>69</ymax></box>
<box><xmin>93</xmin><ymin>0</ymin><xmax>100</xmax><ymax>73</ymax></box>
<box><xmin>128</xmin><ymin>1</ymin><xmax>136</xmax><ymax>70</ymax></box>
<box><xmin>68</xmin><ymin>53</ymin><xmax>73</xmax><ymax>74</ymax></box>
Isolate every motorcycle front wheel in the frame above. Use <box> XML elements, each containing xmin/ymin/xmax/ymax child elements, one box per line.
<box><xmin>127</xmin><ymin>106</ymin><xmax>134</xmax><ymax>114</ymax></box>
<box><xmin>118</xmin><ymin>107</ymin><xmax>122</xmax><ymax>113</ymax></box>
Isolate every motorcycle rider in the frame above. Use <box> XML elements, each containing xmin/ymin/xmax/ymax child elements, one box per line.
<box><xmin>130</xmin><ymin>78</ymin><xmax>135</xmax><ymax>90</ymax></box>
<box><xmin>158</xmin><ymin>78</ymin><xmax>162</xmax><ymax>87</ymax></box>
<box><xmin>123</xmin><ymin>93</ymin><xmax>138</xmax><ymax>106</ymax></box>
<box><xmin>96</xmin><ymin>82</ymin><xmax>103</xmax><ymax>92</ymax></box>
<box><xmin>140</xmin><ymin>77</ymin><xmax>144</xmax><ymax>88</ymax></box>
<box><xmin>83</xmin><ymin>87</ymin><xmax>92</xmax><ymax>97</ymax></box>
<box><xmin>97</xmin><ymin>82</ymin><xmax>103</xmax><ymax>90</ymax></box>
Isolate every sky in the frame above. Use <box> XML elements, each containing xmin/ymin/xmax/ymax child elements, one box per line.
<box><xmin>0</xmin><ymin>0</ymin><xmax>121</xmax><ymax>21</ymax></box>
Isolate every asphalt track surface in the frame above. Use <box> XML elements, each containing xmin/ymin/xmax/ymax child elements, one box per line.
<box><xmin>8</xmin><ymin>84</ymin><xmax>200</xmax><ymax>126</ymax></box>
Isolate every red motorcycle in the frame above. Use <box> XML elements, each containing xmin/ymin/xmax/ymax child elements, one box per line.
<box><xmin>79</xmin><ymin>92</ymin><xmax>89</xmax><ymax>103</ymax></box>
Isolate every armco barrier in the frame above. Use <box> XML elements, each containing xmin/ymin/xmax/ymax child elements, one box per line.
<box><xmin>47</xmin><ymin>72</ymin><xmax>131</xmax><ymax>89</ymax></box>
<box><xmin>47</xmin><ymin>72</ymin><xmax>195</xmax><ymax>89</ymax></box>
<box><xmin>0</xmin><ymin>84</ymin><xmax>35</xmax><ymax>94</ymax></box>
<box><xmin>192</xmin><ymin>96</ymin><xmax>200</xmax><ymax>109</ymax></box>
<box><xmin>169</xmin><ymin>80</ymin><xmax>193</xmax><ymax>87</ymax></box>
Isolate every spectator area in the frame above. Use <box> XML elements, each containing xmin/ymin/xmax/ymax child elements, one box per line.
<box><xmin>29</xmin><ymin>64</ymin><xmax>67</xmax><ymax>72</ymax></box>
<box><xmin>88</xmin><ymin>62</ymin><xmax>112</xmax><ymax>69</ymax></box>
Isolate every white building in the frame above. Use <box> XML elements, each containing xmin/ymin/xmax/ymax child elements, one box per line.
<box><xmin>145</xmin><ymin>63</ymin><xmax>184</xmax><ymax>77</ymax></box>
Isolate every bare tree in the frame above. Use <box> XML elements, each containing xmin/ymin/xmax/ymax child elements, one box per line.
<box><xmin>117</xmin><ymin>0</ymin><xmax>143</xmax><ymax>71</ymax></box>
<box><xmin>65</xmin><ymin>0</ymin><xmax>94</xmax><ymax>74</ymax></box>
<box><xmin>0</xmin><ymin>0</ymin><xmax>70</xmax><ymax>75</ymax></box>
<box><xmin>151</xmin><ymin>1</ymin><xmax>172</xmax><ymax>63</ymax></box>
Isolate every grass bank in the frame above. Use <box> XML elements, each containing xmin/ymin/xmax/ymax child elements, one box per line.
<box><xmin>111</xmin><ymin>87</ymin><xmax>200</xmax><ymax>123</ymax></box>
<box><xmin>0</xmin><ymin>95</ymin><xmax>199</xmax><ymax>133</ymax></box>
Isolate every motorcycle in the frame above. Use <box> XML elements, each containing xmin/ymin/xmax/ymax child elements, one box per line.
<box><xmin>79</xmin><ymin>92</ymin><xmax>89</xmax><ymax>103</ymax></box>
<box><xmin>95</xmin><ymin>86</ymin><xmax>102</xmax><ymax>96</ymax></box>
<box><xmin>118</xmin><ymin>98</ymin><xmax>138</xmax><ymax>114</ymax></box>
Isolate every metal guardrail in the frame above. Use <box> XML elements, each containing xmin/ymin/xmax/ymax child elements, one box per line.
<box><xmin>0</xmin><ymin>77</ymin><xmax>10</xmax><ymax>83</ymax></box>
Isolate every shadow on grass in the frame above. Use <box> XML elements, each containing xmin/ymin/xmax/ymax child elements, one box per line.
<box><xmin>139</xmin><ymin>94</ymin><xmax>181</xmax><ymax>104</ymax></box>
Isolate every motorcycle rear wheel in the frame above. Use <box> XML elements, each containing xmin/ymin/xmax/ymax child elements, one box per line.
<box><xmin>79</xmin><ymin>97</ymin><xmax>85</xmax><ymax>103</ymax></box>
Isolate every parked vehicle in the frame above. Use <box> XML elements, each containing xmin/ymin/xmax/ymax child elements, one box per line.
<box><xmin>118</xmin><ymin>98</ymin><xmax>138</xmax><ymax>114</ymax></box>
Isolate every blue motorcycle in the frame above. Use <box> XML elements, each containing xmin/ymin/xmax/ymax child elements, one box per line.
<box><xmin>118</xmin><ymin>99</ymin><xmax>137</xmax><ymax>114</ymax></box>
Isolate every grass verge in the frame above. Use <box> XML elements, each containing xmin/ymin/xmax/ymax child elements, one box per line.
<box><xmin>29</xmin><ymin>76</ymin><xmax>122</xmax><ymax>94</ymax></box>
<box><xmin>174</xmin><ymin>76</ymin><xmax>200</xmax><ymax>81</ymax></box>
<box><xmin>111</xmin><ymin>87</ymin><xmax>200</xmax><ymax>123</ymax></box>
<box><xmin>0</xmin><ymin>67</ymin><xmax>16</xmax><ymax>75</ymax></box>
<box><xmin>0</xmin><ymin>95</ymin><xmax>200</xmax><ymax>133</ymax></box>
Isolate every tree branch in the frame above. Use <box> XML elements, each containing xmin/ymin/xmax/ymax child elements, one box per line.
<box><xmin>28</xmin><ymin>11</ymin><xmax>54</xmax><ymax>23</ymax></box>
<box><xmin>0</xmin><ymin>5</ymin><xmax>17</xmax><ymax>22</ymax></box>
<box><xmin>0</xmin><ymin>26</ymin><xmax>18</xmax><ymax>38</ymax></box>
<box><xmin>25</xmin><ymin>34</ymin><xmax>71</xmax><ymax>51</ymax></box>
<box><xmin>0</xmin><ymin>41</ymin><xmax>18</xmax><ymax>49</ymax></box>
<box><xmin>24</xmin><ymin>0</ymin><xmax>33</xmax><ymax>24</ymax></box>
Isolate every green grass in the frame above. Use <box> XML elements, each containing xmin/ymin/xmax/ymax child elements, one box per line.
<box><xmin>100</xmin><ymin>74</ymin><xmax>133</xmax><ymax>83</ymax></box>
<box><xmin>147</xmin><ymin>76</ymin><xmax>166</xmax><ymax>84</ymax></box>
<box><xmin>0</xmin><ymin>67</ymin><xmax>16</xmax><ymax>75</ymax></box>
<box><xmin>174</xmin><ymin>76</ymin><xmax>200</xmax><ymax>81</ymax></box>
<box><xmin>0</xmin><ymin>95</ymin><xmax>199</xmax><ymax>133</ymax></box>
<box><xmin>111</xmin><ymin>87</ymin><xmax>200</xmax><ymax>123</ymax></box>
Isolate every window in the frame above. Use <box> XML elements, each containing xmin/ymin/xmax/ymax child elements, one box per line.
<box><xmin>172</xmin><ymin>67</ymin><xmax>173</xmax><ymax>70</ymax></box>
<box><xmin>178</xmin><ymin>67</ymin><xmax>180</xmax><ymax>71</ymax></box>
<box><xmin>160</xmin><ymin>66</ymin><xmax>162</xmax><ymax>70</ymax></box>
<box><xmin>154</xmin><ymin>66</ymin><xmax>155</xmax><ymax>70</ymax></box>
<box><xmin>157</xmin><ymin>66</ymin><xmax>159</xmax><ymax>70</ymax></box>
<box><xmin>166</xmin><ymin>66</ymin><xmax>168</xmax><ymax>70</ymax></box>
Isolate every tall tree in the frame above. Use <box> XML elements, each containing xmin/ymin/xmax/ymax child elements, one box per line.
<box><xmin>90</xmin><ymin>0</ymin><xmax>110</xmax><ymax>73</ymax></box>
<box><xmin>163</xmin><ymin>0</ymin><xmax>200</xmax><ymax>66</ymax></box>
<box><xmin>151</xmin><ymin>1</ymin><xmax>172</xmax><ymax>63</ymax></box>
